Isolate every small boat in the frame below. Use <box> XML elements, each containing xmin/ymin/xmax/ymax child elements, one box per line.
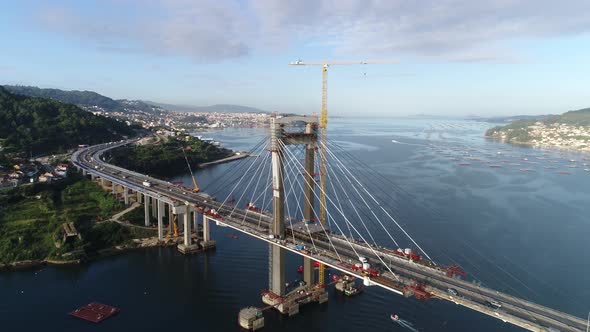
<box><xmin>584</xmin><ymin>169</ymin><xmax>590</xmax><ymax>172</ymax></box>
<box><xmin>344</xmin><ymin>286</ymin><xmax>362</xmax><ymax>296</ymax></box>
<box><xmin>297</xmin><ymin>265</ymin><xmax>303</xmax><ymax>273</ymax></box>
<box><xmin>390</xmin><ymin>314</ymin><xmax>400</xmax><ymax>321</ymax></box>
<box><xmin>489</xmin><ymin>165</ymin><xmax>502</xmax><ymax>168</ymax></box>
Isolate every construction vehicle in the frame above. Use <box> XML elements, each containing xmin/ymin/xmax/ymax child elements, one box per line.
<box><xmin>289</xmin><ymin>59</ymin><xmax>395</xmax><ymax>286</ymax></box>
<box><xmin>181</xmin><ymin>147</ymin><xmax>200</xmax><ymax>192</ymax></box>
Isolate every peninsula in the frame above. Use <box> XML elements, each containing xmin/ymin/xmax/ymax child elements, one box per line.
<box><xmin>485</xmin><ymin>107</ymin><xmax>590</xmax><ymax>152</ymax></box>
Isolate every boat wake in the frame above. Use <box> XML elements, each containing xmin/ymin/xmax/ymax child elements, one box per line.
<box><xmin>391</xmin><ymin>314</ymin><xmax>420</xmax><ymax>332</ymax></box>
<box><xmin>395</xmin><ymin>319</ymin><xmax>420</xmax><ymax>332</ymax></box>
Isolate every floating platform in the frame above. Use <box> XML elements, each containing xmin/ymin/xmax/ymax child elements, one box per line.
<box><xmin>69</xmin><ymin>302</ymin><xmax>119</xmax><ymax>323</ymax></box>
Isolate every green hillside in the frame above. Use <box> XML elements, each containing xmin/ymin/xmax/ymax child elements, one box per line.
<box><xmin>0</xmin><ymin>86</ymin><xmax>135</xmax><ymax>157</ymax></box>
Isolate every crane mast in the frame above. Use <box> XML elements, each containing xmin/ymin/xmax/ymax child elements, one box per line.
<box><xmin>290</xmin><ymin>59</ymin><xmax>392</xmax><ymax>286</ymax></box>
<box><xmin>318</xmin><ymin>64</ymin><xmax>328</xmax><ymax>286</ymax></box>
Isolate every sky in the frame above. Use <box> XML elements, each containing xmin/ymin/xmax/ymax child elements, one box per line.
<box><xmin>1</xmin><ymin>0</ymin><xmax>589</xmax><ymax>117</ymax></box>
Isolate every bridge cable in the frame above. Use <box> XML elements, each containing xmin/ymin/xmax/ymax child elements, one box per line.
<box><xmin>279</xmin><ymin>142</ymin><xmax>342</xmax><ymax>261</ymax></box>
<box><xmin>320</xmin><ymin>143</ymin><xmax>402</xmax><ymax>248</ymax></box>
<box><xmin>278</xmin><ymin>139</ymin><xmax>400</xmax><ymax>280</ymax></box>
<box><xmin>218</xmin><ymin>142</ymin><xmax>269</xmax><ymax>212</ymax></box>
<box><xmin>323</xmin><ymin>141</ymin><xmax>435</xmax><ymax>262</ymax></box>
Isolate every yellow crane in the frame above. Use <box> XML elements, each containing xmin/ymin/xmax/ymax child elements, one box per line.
<box><xmin>181</xmin><ymin>147</ymin><xmax>200</xmax><ymax>192</ymax></box>
<box><xmin>289</xmin><ymin>59</ymin><xmax>393</xmax><ymax>286</ymax></box>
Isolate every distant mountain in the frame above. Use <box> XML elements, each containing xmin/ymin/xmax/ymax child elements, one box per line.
<box><xmin>2</xmin><ymin>85</ymin><xmax>165</xmax><ymax>115</ymax></box>
<box><xmin>472</xmin><ymin>114</ymin><xmax>555</xmax><ymax>124</ymax></box>
<box><xmin>0</xmin><ymin>86</ymin><xmax>135</xmax><ymax>157</ymax></box>
<box><xmin>145</xmin><ymin>101</ymin><xmax>268</xmax><ymax>114</ymax></box>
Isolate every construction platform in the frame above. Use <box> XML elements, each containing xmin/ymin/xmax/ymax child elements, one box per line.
<box><xmin>69</xmin><ymin>302</ymin><xmax>119</xmax><ymax>323</ymax></box>
<box><xmin>177</xmin><ymin>239</ymin><xmax>216</xmax><ymax>254</ymax></box>
<box><xmin>261</xmin><ymin>286</ymin><xmax>328</xmax><ymax>316</ymax></box>
<box><xmin>238</xmin><ymin>306</ymin><xmax>264</xmax><ymax>331</ymax></box>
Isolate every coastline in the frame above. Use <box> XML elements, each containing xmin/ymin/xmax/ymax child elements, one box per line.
<box><xmin>485</xmin><ymin>135</ymin><xmax>590</xmax><ymax>154</ymax></box>
<box><xmin>0</xmin><ymin>236</ymin><xmax>182</xmax><ymax>272</ymax></box>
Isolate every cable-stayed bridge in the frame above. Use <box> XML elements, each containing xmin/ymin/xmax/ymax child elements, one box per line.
<box><xmin>72</xmin><ymin>115</ymin><xmax>588</xmax><ymax>332</ymax></box>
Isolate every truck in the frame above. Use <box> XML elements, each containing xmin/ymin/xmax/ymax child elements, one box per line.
<box><xmin>142</xmin><ymin>181</ymin><xmax>152</xmax><ymax>187</ymax></box>
<box><xmin>296</xmin><ymin>244</ymin><xmax>305</xmax><ymax>251</ymax></box>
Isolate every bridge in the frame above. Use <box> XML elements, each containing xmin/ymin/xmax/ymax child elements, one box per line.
<box><xmin>72</xmin><ymin>115</ymin><xmax>587</xmax><ymax>332</ymax></box>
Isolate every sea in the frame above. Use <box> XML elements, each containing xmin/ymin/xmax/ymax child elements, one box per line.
<box><xmin>1</xmin><ymin>117</ymin><xmax>589</xmax><ymax>332</ymax></box>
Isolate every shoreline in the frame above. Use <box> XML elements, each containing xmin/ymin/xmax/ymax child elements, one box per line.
<box><xmin>0</xmin><ymin>236</ymin><xmax>182</xmax><ymax>272</ymax></box>
<box><xmin>485</xmin><ymin>135</ymin><xmax>590</xmax><ymax>154</ymax></box>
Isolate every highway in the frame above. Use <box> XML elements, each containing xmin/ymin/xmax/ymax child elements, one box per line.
<box><xmin>72</xmin><ymin>139</ymin><xmax>588</xmax><ymax>332</ymax></box>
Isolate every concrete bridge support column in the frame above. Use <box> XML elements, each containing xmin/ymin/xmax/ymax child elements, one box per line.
<box><xmin>144</xmin><ymin>194</ymin><xmax>150</xmax><ymax>227</ymax></box>
<box><xmin>90</xmin><ymin>174</ymin><xmax>96</xmax><ymax>181</ymax></box>
<box><xmin>201</xmin><ymin>215</ymin><xmax>216</xmax><ymax>250</ymax></box>
<box><xmin>193</xmin><ymin>211</ymin><xmax>198</xmax><ymax>234</ymax></box>
<box><xmin>82</xmin><ymin>169</ymin><xmax>87</xmax><ymax>176</ymax></box>
<box><xmin>183</xmin><ymin>206</ymin><xmax>191</xmax><ymax>246</ymax></box>
<box><xmin>168</xmin><ymin>205</ymin><xmax>174</xmax><ymax>235</ymax></box>
<box><xmin>176</xmin><ymin>204</ymin><xmax>198</xmax><ymax>254</ymax></box>
<box><xmin>100</xmin><ymin>178</ymin><xmax>106</xmax><ymax>187</ymax></box>
<box><xmin>157</xmin><ymin>200</ymin><xmax>164</xmax><ymax>240</ymax></box>
<box><xmin>203</xmin><ymin>215</ymin><xmax>210</xmax><ymax>243</ymax></box>
<box><xmin>112</xmin><ymin>183</ymin><xmax>117</xmax><ymax>195</ymax></box>
<box><xmin>151</xmin><ymin>197</ymin><xmax>157</xmax><ymax>219</ymax></box>
<box><xmin>123</xmin><ymin>187</ymin><xmax>129</xmax><ymax>206</ymax></box>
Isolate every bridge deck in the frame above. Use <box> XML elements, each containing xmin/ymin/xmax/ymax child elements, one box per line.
<box><xmin>72</xmin><ymin>140</ymin><xmax>588</xmax><ymax>332</ymax></box>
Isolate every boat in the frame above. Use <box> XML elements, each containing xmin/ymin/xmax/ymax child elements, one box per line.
<box><xmin>390</xmin><ymin>314</ymin><xmax>400</xmax><ymax>321</ymax></box>
<box><xmin>584</xmin><ymin>169</ymin><xmax>590</xmax><ymax>172</ymax></box>
<box><xmin>344</xmin><ymin>285</ymin><xmax>362</xmax><ymax>296</ymax></box>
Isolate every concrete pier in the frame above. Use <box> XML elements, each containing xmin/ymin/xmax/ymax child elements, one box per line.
<box><xmin>176</xmin><ymin>204</ymin><xmax>199</xmax><ymax>254</ymax></box>
<box><xmin>144</xmin><ymin>195</ymin><xmax>150</xmax><ymax>226</ymax></box>
<box><xmin>201</xmin><ymin>215</ymin><xmax>216</xmax><ymax>250</ymax></box>
<box><xmin>123</xmin><ymin>187</ymin><xmax>129</xmax><ymax>205</ymax></box>
<box><xmin>157</xmin><ymin>200</ymin><xmax>164</xmax><ymax>240</ymax></box>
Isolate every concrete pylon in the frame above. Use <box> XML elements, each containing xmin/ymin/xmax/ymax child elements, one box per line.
<box><xmin>183</xmin><ymin>205</ymin><xmax>191</xmax><ymax>246</ymax></box>
<box><xmin>168</xmin><ymin>204</ymin><xmax>174</xmax><ymax>234</ymax></box>
<box><xmin>151</xmin><ymin>197</ymin><xmax>157</xmax><ymax>218</ymax></box>
<box><xmin>157</xmin><ymin>200</ymin><xmax>164</xmax><ymax>240</ymax></box>
<box><xmin>269</xmin><ymin>116</ymin><xmax>286</xmax><ymax>296</ymax></box>
<box><xmin>302</xmin><ymin>122</ymin><xmax>316</xmax><ymax>286</ymax></box>
<box><xmin>144</xmin><ymin>194</ymin><xmax>150</xmax><ymax>226</ymax></box>
<box><xmin>203</xmin><ymin>215</ymin><xmax>210</xmax><ymax>242</ymax></box>
<box><xmin>123</xmin><ymin>187</ymin><xmax>129</xmax><ymax>205</ymax></box>
<box><xmin>193</xmin><ymin>211</ymin><xmax>198</xmax><ymax>233</ymax></box>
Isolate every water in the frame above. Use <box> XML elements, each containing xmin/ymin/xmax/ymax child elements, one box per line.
<box><xmin>2</xmin><ymin>118</ymin><xmax>589</xmax><ymax>331</ymax></box>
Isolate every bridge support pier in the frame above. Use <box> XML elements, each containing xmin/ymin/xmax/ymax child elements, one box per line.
<box><xmin>201</xmin><ymin>215</ymin><xmax>215</xmax><ymax>250</ymax></box>
<box><xmin>151</xmin><ymin>197</ymin><xmax>157</xmax><ymax>219</ymax></box>
<box><xmin>144</xmin><ymin>194</ymin><xmax>150</xmax><ymax>227</ymax></box>
<box><xmin>123</xmin><ymin>187</ymin><xmax>129</xmax><ymax>206</ymax></box>
<box><xmin>157</xmin><ymin>200</ymin><xmax>164</xmax><ymax>240</ymax></box>
<box><xmin>168</xmin><ymin>205</ymin><xmax>174</xmax><ymax>235</ymax></box>
<box><xmin>176</xmin><ymin>204</ymin><xmax>199</xmax><ymax>254</ymax></box>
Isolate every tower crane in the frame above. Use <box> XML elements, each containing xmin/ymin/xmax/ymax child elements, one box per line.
<box><xmin>289</xmin><ymin>59</ymin><xmax>394</xmax><ymax>286</ymax></box>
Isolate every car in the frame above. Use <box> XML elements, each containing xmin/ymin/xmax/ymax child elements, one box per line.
<box><xmin>490</xmin><ymin>300</ymin><xmax>502</xmax><ymax>308</ymax></box>
<box><xmin>485</xmin><ymin>300</ymin><xmax>502</xmax><ymax>309</ymax></box>
<box><xmin>447</xmin><ymin>288</ymin><xmax>459</xmax><ymax>296</ymax></box>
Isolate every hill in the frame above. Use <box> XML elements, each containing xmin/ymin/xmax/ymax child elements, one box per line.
<box><xmin>0</xmin><ymin>86</ymin><xmax>135</xmax><ymax>158</ymax></box>
<box><xmin>145</xmin><ymin>101</ymin><xmax>268</xmax><ymax>113</ymax></box>
<box><xmin>3</xmin><ymin>85</ymin><xmax>165</xmax><ymax>115</ymax></box>
<box><xmin>485</xmin><ymin>107</ymin><xmax>590</xmax><ymax>151</ymax></box>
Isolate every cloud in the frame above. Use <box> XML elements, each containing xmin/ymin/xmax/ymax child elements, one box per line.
<box><xmin>35</xmin><ymin>0</ymin><xmax>590</xmax><ymax>62</ymax></box>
